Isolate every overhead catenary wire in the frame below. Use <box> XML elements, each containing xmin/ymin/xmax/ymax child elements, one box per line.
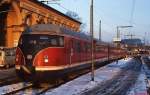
<box><xmin>127</xmin><ymin>0</ymin><xmax>136</xmax><ymax>37</ymax></box>
<box><xmin>42</xmin><ymin>0</ymin><xmax>138</xmax><ymax>29</ymax></box>
<box><xmin>94</xmin><ymin>4</ymin><xmax>146</xmax><ymax>29</ymax></box>
<box><xmin>39</xmin><ymin>0</ymin><xmax>72</xmax><ymax>12</ymax></box>
<box><xmin>130</xmin><ymin>0</ymin><xmax>136</xmax><ymax>26</ymax></box>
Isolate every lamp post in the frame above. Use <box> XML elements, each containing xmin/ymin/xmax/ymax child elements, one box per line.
<box><xmin>90</xmin><ymin>0</ymin><xmax>94</xmax><ymax>81</ymax></box>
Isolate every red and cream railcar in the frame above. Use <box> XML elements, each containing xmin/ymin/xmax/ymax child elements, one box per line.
<box><xmin>15</xmin><ymin>24</ymin><xmax>125</xmax><ymax>81</ymax></box>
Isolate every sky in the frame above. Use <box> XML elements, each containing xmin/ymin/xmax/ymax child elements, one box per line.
<box><xmin>41</xmin><ymin>0</ymin><xmax>150</xmax><ymax>43</ymax></box>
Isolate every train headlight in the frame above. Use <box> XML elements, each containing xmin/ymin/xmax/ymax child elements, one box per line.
<box><xmin>44</xmin><ymin>55</ymin><xmax>49</xmax><ymax>63</ymax></box>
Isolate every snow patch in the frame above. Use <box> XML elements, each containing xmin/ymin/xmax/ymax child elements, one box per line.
<box><xmin>0</xmin><ymin>82</ymin><xmax>32</xmax><ymax>94</ymax></box>
<box><xmin>127</xmin><ymin>72</ymin><xmax>148</xmax><ymax>95</ymax></box>
<box><xmin>45</xmin><ymin>58</ymin><xmax>132</xmax><ymax>95</ymax></box>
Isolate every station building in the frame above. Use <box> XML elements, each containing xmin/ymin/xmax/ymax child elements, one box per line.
<box><xmin>0</xmin><ymin>0</ymin><xmax>81</xmax><ymax>48</ymax></box>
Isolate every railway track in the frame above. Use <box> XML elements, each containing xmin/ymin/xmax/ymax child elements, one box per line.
<box><xmin>80</xmin><ymin>58</ymin><xmax>142</xmax><ymax>95</ymax></box>
<box><xmin>0</xmin><ymin>58</ymin><xmax>122</xmax><ymax>95</ymax></box>
<box><xmin>0</xmin><ymin>68</ymin><xmax>20</xmax><ymax>87</ymax></box>
<box><xmin>1</xmin><ymin>81</ymin><xmax>65</xmax><ymax>95</ymax></box>
<box><xmin>0</xmin><ymin>77</ymin><xmax>21</xmax><ymax>87</ymax></box>
<box><xmin>2</xmin><ymin>83</ymin><xmax>33</xmax><ymax>95</ymax></box>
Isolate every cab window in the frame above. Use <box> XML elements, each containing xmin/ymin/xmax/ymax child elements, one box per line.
<box><xmin>51</xmin><ymin>38</ymin><xmax>58</xmax><ymax>46</ymax></box>
<box><xmin>19</xmin><ymin>34</ymin><xmax>64</xmax><ymax>47</ymax></box>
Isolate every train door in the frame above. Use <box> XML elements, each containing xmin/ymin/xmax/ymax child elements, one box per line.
<box><xmin>69</xmin><ymin>39</ymin><xmax>74</xmax><ymax>65</ymax></box>
<box><xmin>81</xmin><ymin>42</ymin><xmax>85</xmax><ymax>61</ymax></box>
<box><xmin>77</xmin><ymin>40</ymin><xmax>81</xmax><ymax>62</ymax></box>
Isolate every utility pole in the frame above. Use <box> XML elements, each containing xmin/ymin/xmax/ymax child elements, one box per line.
<box><xmin>117</xmin><ymin>26</ymin><xmax>120</xmax><ymax>39</ymax></box>
<box><xmin>116</xmin><ymin>26</ymin><xmax>120</xmax><ymax>47</ymax></box>
<box><xmin>144</xmin><ymin>32</ymin><xmax>147</xmax><ymax>45</ymax></box>
<box><xmin>99</xmin><ymin>20</ymin><xmax>101</xmax><ymax>41</ymax></box>
<box><xmin>90</xmin><ymin>0</ymin><xmax>94</xmax><ymax>81</ymax></box>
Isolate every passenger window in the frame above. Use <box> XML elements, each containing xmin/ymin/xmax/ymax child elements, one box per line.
<box><xmin>76</xmin><ymin>41</ymin><xmax>81</xmax><ymax>53</ymax></box>
<box><xmin>51</xmin><ymin>38</ymin><xmax>57</xmax><ymax>46</ymax></box>
<box><xmin>85</xmin><ymin>43</ymin><xmax>89</xmax><ymax>52</ymax></box>
<box><xmin>87</xmin><ymin>44</ymin><xmax>91</xmax><ymax>52</ymax></box>
<box><xmin>40</xmin><ymin>36</ymin><xmax>48</xmax><ymax>40</ymax></box>
<box><xmin>59</xmin><ymin>37</ymin><xmax>64</xmax><ymax>46</ymax></box>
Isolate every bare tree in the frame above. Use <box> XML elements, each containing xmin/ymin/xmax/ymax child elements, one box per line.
<box><xmin>66</xmin><ymin>11</ymin><xmax>81</xmax><ymax>21</ymax></box>
<box><xmin>66</xmin><ymin>11</ymin><xmax>87</xmax><ymax>32</ymax></box>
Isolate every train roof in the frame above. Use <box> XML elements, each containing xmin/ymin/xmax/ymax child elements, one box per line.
<box><xmin>23</xmin><ymin>24</ymin><xmax>91</xmax><ymax>41</ymax></box>
<box><xmin>23</xmin><ymin>24</ymin><xmax>115</xmax><ymax>46</ymax></box>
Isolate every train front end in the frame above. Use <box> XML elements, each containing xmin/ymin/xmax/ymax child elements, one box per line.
<box><xmin>15</xmin><ymin>33</ymin><xmax>65</xmax><ymax>81</ymax></box>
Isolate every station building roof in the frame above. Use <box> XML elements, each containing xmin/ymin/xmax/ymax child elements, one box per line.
<box><xmin>30</xmin><ymin>0</ymin><xmax>81</xmax><ymax>24</ymax></box>
<box><xmin>121</xmin><ymin>39</ymin><xmax>143</xmax><ymax>46</ymax></box>
<box><xmin>24</xmin><ymin>24</ymin><xmax>91</xmax><ymax>41</ymax></box>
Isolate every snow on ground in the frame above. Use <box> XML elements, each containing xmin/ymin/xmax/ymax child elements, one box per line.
<box><xmin>0</xmin><ymin>82</ymin><xmax>32</xmax><ymax>94</ymax></box>
<box><xmin>45</xmin><ymin>58</ymin><xmax>132</xmax><ymax>95</ymax></box>
<box><xmin>126</xmin><ymin>70</ymin><xmax>148</xmax><ymax>95</ymax></box>
<box><xmin>126</xmin><ymin>56</ymin><xmax>150</xmax><ymax>95</ymax></box>
<box><xmin>142</xmin><ymin>60</ymin><xmax>150</xmax><ymax>89</ymax></box>
<box><xmin>15</xmin><ymin>87</ymin><xmax>43</xmax><ymax>95</ymax></box>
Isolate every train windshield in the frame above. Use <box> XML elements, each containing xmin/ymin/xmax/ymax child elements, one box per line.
<box><xmin>19</xmin><ymin>34</ymin><xmax>64</xmax><ymax>47</ymax></box>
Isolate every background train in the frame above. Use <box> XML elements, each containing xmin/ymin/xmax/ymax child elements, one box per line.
<box><xmin>15</xmin><ymin>24</ymin><xmax>126</xmax><ymax>82</ymax></box>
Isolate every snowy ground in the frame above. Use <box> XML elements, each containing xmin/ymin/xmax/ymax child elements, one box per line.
<box><xmin>126</xmin><ymin>56</ymin><xmax>150</xmax><ymax>95</ymax></box>
<box><xmin>0</xmin><ymin>82</ymin><xmax>32</xmax><ymax>94</ymax></box>
<box><xmin>126</xmin><ymin>69</ymin><xmax>148</xmax><ymax>95</ymax></box>
<box><xmin>45</xmin><ymin>58</ymin><xmax>145</xmax><ymax>95</ymax></box>
<box><xmin>0</xmin><ymin>57</ymin><xmax>149</xmax><ymax>95</ymax></box>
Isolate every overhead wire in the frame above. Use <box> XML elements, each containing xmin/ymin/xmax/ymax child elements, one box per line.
<box><xmin>128</xmin><ymin>0</ymin><xmax>136</xmax><ymax>38</ymax></box>
<box><xmin>39</xmin><ymin>0</ymin><xmax>72</xmax><ymax>12</ymax></box>
<box><xmin>57</xmin><ymin>3</ymin><xmax>71</xmax><ymax>12</ymax></box>
<box><xmin>130</xmin><ymin>0</ymin><xmax>136</xmax><ymax>26</ymax></box>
